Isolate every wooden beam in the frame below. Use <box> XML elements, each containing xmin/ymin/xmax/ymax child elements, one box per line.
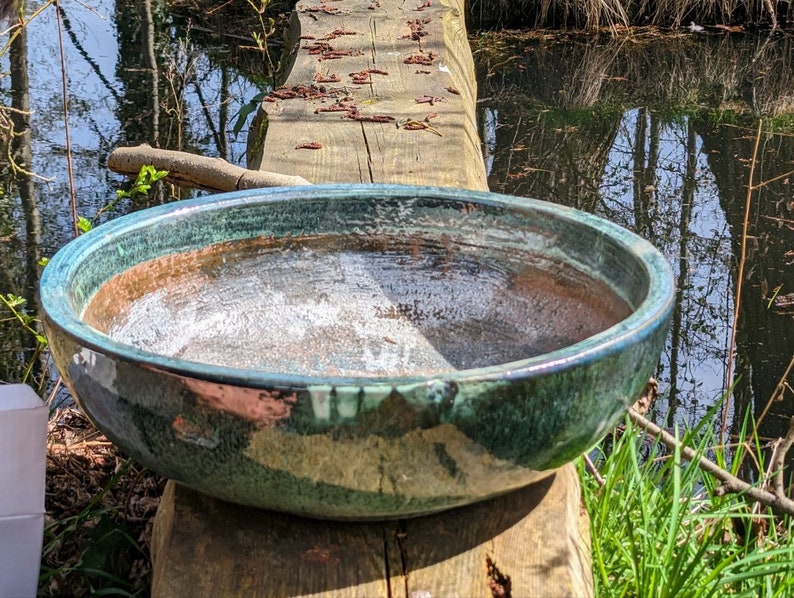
<box><xmin>151</xmin><ymin>0</ymin><xmax>594</xmax><ymax>595</ymax></box>
<box><xmin>152</xmin><ymin>464</ymin><xmax>591</xmax><ymax>597</ymax></box>
<box><xmin>249</xmin><ymin>0</ymin><xmax>486</xmax><ymax>190</ymax></box>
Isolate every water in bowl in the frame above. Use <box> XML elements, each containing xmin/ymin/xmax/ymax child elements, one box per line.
<box><xmin>83</xmin><ymin>233</ymin><xmax>632</xmax><ymax>378</ymax></box>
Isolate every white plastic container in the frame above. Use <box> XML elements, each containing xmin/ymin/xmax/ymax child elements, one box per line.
<box><xmin>0</xmin><ymin>384</ymin><xmax>47</xmax><ymax>598</ymax></box>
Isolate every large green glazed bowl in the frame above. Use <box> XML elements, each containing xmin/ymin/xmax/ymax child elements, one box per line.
<box><xmin>40</xmin><ymin>184</ymin><xmax>673</xmax><ymax>520</ymax></box>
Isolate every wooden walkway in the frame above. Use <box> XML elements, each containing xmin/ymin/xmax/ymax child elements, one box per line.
<box><xmin>151</xmin><ymin>1</ymin><xmax>594</xmax><ymax>595</ymax></box>
<box><xmin>248</xmin><ymin>0</ymin><xmax>485</xmax><ymax>189</ymax></box>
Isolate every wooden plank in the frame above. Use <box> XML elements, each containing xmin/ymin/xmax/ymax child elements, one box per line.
<box><xmin>152</xmin><ymin>1</ymin><xmax>594</xmax><ymax>595</ymax></box>
<box><xmin>250</xmin><ymin>0</ymin><xmax>487</xmax><ymax>190</ymax></box>
<box><xmin>385</xmin><ymin>463</ymin><xmax>592</xmax><ymax>597</ymax></box>
<box><xmin>152</xmin><ymin>481</ymin><xmax>390</xmax><ymax>597</ymax></box>
<box><xmin>152</xmin><ymin>464</ymin><xmax>591</xmax><ymax>597</ymax></box>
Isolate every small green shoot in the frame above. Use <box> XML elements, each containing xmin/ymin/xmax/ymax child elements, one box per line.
<box><xmin>77</xmin><ymin>215</ymin><xmax>93</xmax><ymax>234</ymax></box>
<box><xmin>767</xmin><ymin>284</ymin><xmax>783</xmax><ymax>309</ymax></box>
<box><xmin>229</xmin><ymin>0</ymin><xmax>279</xmax><ymax>138</ymax></box>
<box><xmin>245</xmin><ymin>0</ymin><xmax>277</xmax><ymax>73</ymax></box>
<box><xmin>0</xmin><ymin>292</ymin><xmax>48</xmax><ymax>384</ymax></box>
<box><xmin>115</xmin><ymin>165</ymin><xmax>169</xmax><ymax>201</ymax></box>
<box><xmin>1</xmin><ymin>293</ymin><xmax>47</xmax><ymax>349</ymax></box>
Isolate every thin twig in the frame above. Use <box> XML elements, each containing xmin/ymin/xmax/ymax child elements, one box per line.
<box><xmin>45</xmin><ymin>377</ymin><xmax>62</xmax><ymax>406</ymax></box>
<box><xmin>773</xmin><ymin>417</ymin><xmax>794</xmax><ymax>498</ymax></box>
<box><xmin>722</xmin><ymin>118</ymin><xmax>763</xmax><ymax>439</ymax></box>
<box><xmin>750</xmin><ymin>168</ymin><xmax>794</xmax><ymax>190</ymax></box>
<box><xmin>628</xmin><ymin>408</ymin><xmax>794</xmax><ymax>517</ymax></box>
<box><xmin>757</xmin><ymin>354</ymin><xmax>794</xmax><ymax>429</ymax></box>
<box><xmin>753</xmin><ymin>438</ymin><xmax>780</xmax><ymax>519</ymax></box>
<box><xmin>649</xmin><ymin>441</ymin><xmax>763</xmax><ymax>464</ymax></box>
<box><xmin>50</xmin><ymin>440</ymin><xmax>114</xmax><ymax>451</ymax></box>
<box><xmin>54</xmin><ymin>0</ymin><xmax>78</xmax><ymax>238</ymax></box>
<box><xmin>582</xmin><ymin>453</ymin><xmax>606</xmax><ymax>488</ymax></box>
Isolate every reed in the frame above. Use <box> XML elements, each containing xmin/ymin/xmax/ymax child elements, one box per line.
<box><xmin>467</xmin><ymin>0</ymin><xmax>788</xmax><ymax>30</ymax></box>
<box><xmin>580</xmin><ymin>408</ymin><xmax>794</xmax><ymax>596</ymax></box>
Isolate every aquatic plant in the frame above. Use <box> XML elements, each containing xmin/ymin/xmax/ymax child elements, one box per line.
<box><xmin>581</xmin><ymin>408</ymin><xmax>794</xmax><ymax>597</ymax></box>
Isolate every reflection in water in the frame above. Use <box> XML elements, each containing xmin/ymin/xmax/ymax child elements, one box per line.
<box><xmin>82</xmin><ymin>234</ymin><xmax>631</xmax><ymax>377</ymax></box>
<box><xmin>0</xmin><ymin>0</ymin><xmax>263</xmax><ymax>391</ymax></box>
<box><xmin>0</xmin><ymin>18</ymin><xmax>42</xmax><ymax>385</ymax></box>
<box><xmin>1</xmin><ymin>11</ymin><xmax>794</xmax><ymax>439</ymax></box>
<box><xmin>602</xmin><ymin>112</ymin><xmax>734</xmax><ymax>428</ymax></box>
<box><xmin>478</xmin><ymin>33</ymin><xmax>794</xmax><ymax>437</ymax></box>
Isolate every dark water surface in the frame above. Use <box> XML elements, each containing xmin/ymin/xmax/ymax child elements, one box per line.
<box><xmin>2</xmin><ymin>5</ymin><xmax>793</xmax><ymax>440</ymax></box>
<box><xmin>475</xmin><ymin>31</ymin><xmax>794</xmax><ymax>440</ymax></box>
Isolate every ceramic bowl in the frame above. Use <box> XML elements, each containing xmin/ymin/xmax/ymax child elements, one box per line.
<box><xmin>40</xmin><ymin>184</ymin><xmax>673</xmax><ymax>519</ymax></box>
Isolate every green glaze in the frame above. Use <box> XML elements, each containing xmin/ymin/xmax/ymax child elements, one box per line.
<box><xmin>41</xmin><ymin>184</ymin><xmax>674</xmax><ymax>519</ymax></box>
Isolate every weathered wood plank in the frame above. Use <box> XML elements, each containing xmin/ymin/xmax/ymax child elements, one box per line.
<box><xmin>386</xmin><ymin>463</ymin><xmax>592</xmax><ymax>597</ymax></box>
<box><xmin>152</xmin><ymin>464</ymin><xmax>591</xmax><ymax>597</ymax></box>
<box><xmin>151</xmin><ymin>0</ymin><xmax>594</xmax><ymax>595</ymax></box>
<box><xmin>250</xmin><ymin>0</ymin><xmax>486</xmax><ymax>190</ymax></box>
<box><xmin>152</xmin><ymin>481</ymin><xmax>390</xmax><ymax>597</ymax></box>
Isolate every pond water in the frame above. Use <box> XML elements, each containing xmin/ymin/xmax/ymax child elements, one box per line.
<box><xmin>1</xmin><ymin>3</ymin><xmax>793</xmax><ymax>441</ymax></box>
<box><xmin>475</xmin><ymin>31</ymin><xmax>794</xmax><ymax>440</ymax></box>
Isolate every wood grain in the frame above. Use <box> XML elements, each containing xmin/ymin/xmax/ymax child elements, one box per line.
<box><xmin>152</xmin><ymin>464</ymin><xmax>592</xmax><ymax>597</ymax></box>
<box><xmin>250</xmin><ymin>0</ymin><xmax>487</xmax><ymax>190</ymax></box>
<box><xmin>151</xmin><ymin>0</ymin><xmax>594</xmax><ymax>595</ymax></box>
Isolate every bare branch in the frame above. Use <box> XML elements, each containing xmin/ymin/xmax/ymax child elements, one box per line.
<box><xmin>582</xmin><ymin>453</ymin><xmax>605</xmax><ymax>488</ymax></box>
<box><xmin>108</xmin><ymin>144</ymin><xmax>311</xmax><ymax>191</ymax></box>
<box><xmin>773</xmin><ymin>416</ymin><xmax>794</xmax><ymax>498</ymax></box>
<box><xmin>627</xmin><ymin>408</ymin><xmax>794</xmax><ymax>517</ymax></box>
<box><xmin>757</xmin><ymin>354</ymin><xmax>794</xmax><ymax>428</ymax></box>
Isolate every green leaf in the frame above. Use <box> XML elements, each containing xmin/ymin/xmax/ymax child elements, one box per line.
<box><xmin>77</xmin><ymin>216</ymin><xmax>93</xmax><ymax>233</ymax></box>
<box><xmin>38</xmin><ymin>256</ymin><xmax>50</xmax><ymax>267</ymax></box>
<box><xmin>115</xmin><ymin>165</ymin><xmax>169</xmax><ymax>201</ymax></box>
<box><xmin>4</xmin><ymin>293</ymin><xmax>26</xmax><ymax>308</ymax></box>
<box><xmin>150</xmin><ymin>169</ymin><xmax>168</xmax><ymax>182</ymax></box>
<box><xmin>232</xmin><ymin>91</ymin><xmax>266</xmax><ymax>137</ymax></box>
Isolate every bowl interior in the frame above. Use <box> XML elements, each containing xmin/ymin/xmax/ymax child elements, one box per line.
<box><xmin>49</xmin><ymin>185</ymin><xmax>660</xmax><ymax>384</ymax></box>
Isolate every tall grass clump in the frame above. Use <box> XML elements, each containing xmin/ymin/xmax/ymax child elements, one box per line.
<box><xmin>581</xmin><ymin>412</ymin><xmax>794</xmax><ymax>597</ymax></box>
<box><xmin>466</xmin><ymin>0</ymin><xmax>785</xmax><ymax>31</ymax></box>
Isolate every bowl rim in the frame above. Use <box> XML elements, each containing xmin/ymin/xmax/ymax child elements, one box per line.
<box><xmin>40</xmin><ymin>183</ymin><xmax>674</xmax><ymax>388</ymax></box>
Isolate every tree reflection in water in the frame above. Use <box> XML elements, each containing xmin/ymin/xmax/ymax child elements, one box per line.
<box><xmin>1</xmin><ymin>12</ymin><xmax>793</xmax><ymax>442</ymax></box>
<box><xmin>0</xmin><ymin>0</ymin><xmax>265</xmax><ymax>398</ymax></box>
<box><xmin>478</xmin><ymin>32</ymin><xmax>794</xmax><ymax>439</ymax></box>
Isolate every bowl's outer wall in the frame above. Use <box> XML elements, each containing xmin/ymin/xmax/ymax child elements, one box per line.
<box><xmin>46</xmin><ymin>317</ymin><xmax>667</xmax><ymax>519</ymax></box>
<box><xmin>41</xmin><ymin>185</ymin><xmax>674</xmax><ymax>519</ymax></box>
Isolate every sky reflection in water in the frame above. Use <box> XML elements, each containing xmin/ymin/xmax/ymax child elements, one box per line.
<box><xmin>1</xmin><ymin>11</ymin><xmax>793</xmax><ymax>439</ymax></box>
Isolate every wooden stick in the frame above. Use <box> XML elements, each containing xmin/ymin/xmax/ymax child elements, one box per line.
<box><xmin>773</xmin><ymin>416</ymin><xmax>794</xmax><ymax>498</ymax></box>
<box><xmin>723</xmin><ymin>119</ymin><xmax>763</xmax><ymax>439</ymax></box>
<box><xmin>582</xmin><ymin>453</ymin><xmax>605</xmax><ymax>488</ymax></box>
<box><xmin>627</xmin><ymin>408</ymin><xmax>794</xmax><ymax>517</ymax></box>
<box><xmin>756</xmin><ymin>354</ymin><xmax>794</xmax><ymax>429</ymax></box>
<box><xmin>753</xmin><ymin>438</ymin><xmax>779</xmax><ymax>518</ymax></box>
<box><xmin>107</xmin><ymin>144</ymin><xmax>311</xmax><ymax>191</ymax></box>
